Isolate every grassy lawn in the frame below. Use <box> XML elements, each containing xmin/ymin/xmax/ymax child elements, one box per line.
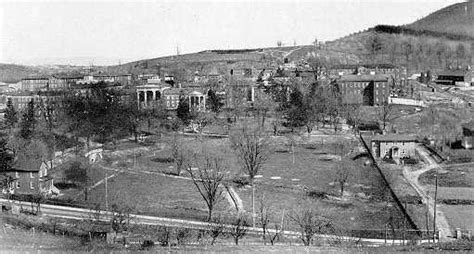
<box><xmin>51</xmin><ymin>130</ymin><xmax>424</xmax><ymax>235</ymax></box>
<box><xmin>0</xmin><ymin>216</ymin><xmax>82</xmax><ymax>252</ymax></box>
<box><xmin>441</xmin><ymin>205</ymin><xmax>474</xmax><ymax>231</ymax></box>
<box><xmin>419</xmin><ymin>165</ymin><xmax>474</xmax><ymax>188</ymax></box>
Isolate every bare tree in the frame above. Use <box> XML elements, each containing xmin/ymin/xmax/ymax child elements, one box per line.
<box><xmin>230</xmin><ymin>125</ymin><xmax>270</xmax><ymax>227</ymax></box>
<box><xmin>342</xmin><ymin>103</ymin><xmax>363</xmax><ymax>135</ymax></box>
<box><xmin>376</xmin><ymin>102</ymin><xmax>394</xmax><ymax>133</ymax></box>
<box><xmin>186</xmin><ymin>155</ymin><xmax>226</xmax><ymax>221</ymax></box>
<box><xmin>334</xmin><ymin>159</ymin><xmax>352</xmax><ymax>196</ymax></box>
<box><xmin>287</xmin><ymin>206</ymin><xmax>335</xmax><ymax>246</ymax></box>
<box><xmin>258</xmin><ymin>194</ymin><xmax>271</xmax><ymax>244</ymax></box>
<box><xmin>171</xmin><ymin>134</ymin><xmax>187</xmax><ymax>176</ymax></box>
<box><xmin>268</xmin><ymin>223</ymin><xmax>284</xmax><ymax>245</ymax></box>
<box><xmin>110</xmin><ymin>204</ymin><xmax>133</xmax><ymax>235</ymax></box>
<box><xmin>229</xmin><ymin>215</ymin><xmax>249</xmax><ymax>245</ymax></box>
<box><xmin>207</xmin><ymin>217</ymin><xmax>226</xmax><ymax>245</ymax></box>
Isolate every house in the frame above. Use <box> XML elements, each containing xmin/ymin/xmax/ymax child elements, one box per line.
<box><xmin>335</xmin><ymin>74</ymin><xmax>390</xmax><ymax>106</ymax></box>
<box><xmin>371</xmin><ymin>135</ymin><xmax>418</xmax><ymax>161</ymax></box>
<box><xmin>435</xmin><ymin>70</ymin><xmax>472</xmax><ymax>87</ymax></box>
<box><xmin>4</xmin><ymin>158</ymin><xmax>55</xmax><ymax>196</ymax></box>
<box><xmin>461</xmin><ymin>120</ymin><xmax>474</xmax><ymax>149</ymax></box>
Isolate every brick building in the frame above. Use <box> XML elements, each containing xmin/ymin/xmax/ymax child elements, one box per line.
<box><xmin>329</xmin><ymin>64</ymin><xmax>399</xmax><ymax>77</ymax></box>
<box><xmin>335</xmin><ymin>74</ymin><xmax>390</xmax><ymax>106</ymax></box>
<box><xmin>20</xmin><ymin>76</ymin><xmax>67</xmax><ymax>91</ymax></box>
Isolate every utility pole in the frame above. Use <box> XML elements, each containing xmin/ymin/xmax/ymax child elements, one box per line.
<box><xmin>105</xmin><ymin>172</ymin><xmax>108</xmax><ymax>213</ymax></box>
<box><xmin>433</xmin><ymin>166</ymin><xmax>439</xmax><ymax>242</ymax></box>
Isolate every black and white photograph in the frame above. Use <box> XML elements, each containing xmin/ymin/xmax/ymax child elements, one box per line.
<box><xmin>0</xmin><ymin>0</ymin><xmax>473</xmax><ymax>252</ymax></box>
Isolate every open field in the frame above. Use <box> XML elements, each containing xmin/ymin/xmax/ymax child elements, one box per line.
<box><xmin>51</xmin><ymin>130</ymin><xmax>429</xmax><ymax>235</ymax></box>
<box><xmin>441</xmin><ymin>205</ymin><xmax>474</xmax><ymax>231</ymax></box>
<box><xmin>420</xmin><ymin>165</ymin><xmax>474</xmax><ymax>188</ymax></box>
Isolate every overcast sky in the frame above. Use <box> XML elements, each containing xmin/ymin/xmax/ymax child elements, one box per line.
<box><xmin>0</xmin><ymin>0</ymin><xmax>465</xmax><ymax>66</ymax></box>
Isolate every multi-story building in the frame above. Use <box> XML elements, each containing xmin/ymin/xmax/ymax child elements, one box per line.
<box><xmin>335</xmin><ymin>74</ymin><xmax>390</xmax><ymax>106</ymax></box>
<box><xmin>4</xmin><ymin>159</ymin><xmax>55</xmax><ymax>196</ymax></box>
<box><xmin>20</xmin><ymin>76</ymin><xmax>67</xmax><ymax>91</ymax></box>
<box><xmin>329</xmin><ymin>64</ymin><xmax>399</xmax><ymax>77</ymax></box>
<box><xmin>0</xmin><ymin>94</ymin><xmax>63</xmax><ymax>110</ymax></box>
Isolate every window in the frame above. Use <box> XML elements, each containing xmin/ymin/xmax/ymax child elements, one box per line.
<box><xmin>30</xmin><ymin>172</ymin><xmax>34</xmax><ymax>178</ymax></box>
<box><xmin>30</xmin><ymin>182</ymin><xmax>34</xmax><ymax>190</ymax></box>
<box><xmin>16</xmin><ymin>182</ymin><xmax>19</xmax><ymax>189</ymax></box>
<box><xmin>15</xmin><ymin>172</ymin><xmax>19</xmax><ymax>178</ymax></box>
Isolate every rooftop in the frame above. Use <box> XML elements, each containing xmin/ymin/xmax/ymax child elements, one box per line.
<box><xmin>461</xmin><ymin>120</ymin><xmax>474</xmax><ymax>130</ymax></box>
<box><xmin>339</xmin><ymin>74</ymin><xmax>389</xmax><ymax>82</ymax></box>
<box><xmin>437</xmin><ymin>69</ymin><xmax>470</xmax><ymax>77</ymax></box>
<box><xmin>331</xmin><ymin>63</ymin><xmax>398</xmax><ymax>70</ymax></box>
<box><xmin>372</xmin><ymin>134</ymin><xmax>418</xmax><ymax>142</ymax></box>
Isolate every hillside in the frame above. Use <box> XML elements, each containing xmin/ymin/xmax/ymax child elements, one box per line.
<box><xmin>102</xmin><ymin>46</ymin><xmax>360</xmax><ymax>78</ymax></box>
<box><xmin>0</xmin><ymin>64</ymin><xmax>43</xmax><ymax>83</ymax></box>
<box><xmin>407</xmin><ymin>1</ymin><xmax>474</xmax><ymax>38</ymax></box>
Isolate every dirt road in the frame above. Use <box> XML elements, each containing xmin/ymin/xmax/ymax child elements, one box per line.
<box><xmin>402</xmin><ymin>144</ymin><xmax>452</xmax><ymax>241</ymax></box>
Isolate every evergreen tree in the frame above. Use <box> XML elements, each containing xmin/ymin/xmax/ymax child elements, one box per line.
<box><xmin>207</xmin><ymin>89</ymin><xmax>223</xmax><ymax>113</ymax></box>
<box><xmin>0</xmin><ymin>139</ymin><xmax>14</xmax><ymax>172</ymax></box>
<box><xmin>19</xmin><ymin>99</ymin><xmax>36</xmax><ymax>140</ymax></box>
<box><xmin>284</xmin><ymin>89</ymin><xmax>305</xmax><ymax>131</ymax></box>
<box><xmin>4</xmin><ymin>98</ymin><xmax>18</xmax><ymax>131</ymax></box>
<box><xmin>176</xmin><ymin>95</ymin><xmax>191</xmax><ymax>125</ymax></box>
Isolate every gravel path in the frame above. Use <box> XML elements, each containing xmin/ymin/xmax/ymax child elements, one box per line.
<box><xmin>402</xmin><ymin>144</ymin><xmax>452</xmax><ymax>241</ymax></box>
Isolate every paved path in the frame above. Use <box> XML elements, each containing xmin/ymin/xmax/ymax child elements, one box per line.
<box><xmin>402</xmin><ymin>144</ymin><xmax>452</xmax><ymax>240</ymax></box>
<box><xmin>0</xmin><ymin>198</ymin><xmax>435</xmax><ymax>246</ymax></box>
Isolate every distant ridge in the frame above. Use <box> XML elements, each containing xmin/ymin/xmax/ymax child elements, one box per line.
<box><xmin>407</xmin><ymin>1</ymin><xmax>474</xmax><ymax>38</ymax></box>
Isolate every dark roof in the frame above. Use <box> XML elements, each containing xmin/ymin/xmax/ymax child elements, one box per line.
<box><xmin>437</xmin><ymin>70</ymin><xmax>470</xmax><ymax>77</ymax></box>
<box><xmin>339</xmin><ymin>74</ymin><xmax>389</xmax><ymax>82</ymax></box>
<box><xmin>22</xmin><ymin>76</ymin><xmax>50</xmax><ymax>81</ymax></box>
<box><xmin>461</xmin><ymin>120</ymin><xmax>474</xmax><ymax>130</ymax></box>
<box><xmin>11</xmin><ymin>156</ymin><xmax>42</xmax><ymax>172</ymax></box>
<box><xmin>372</xmin><ymin>134</ymin><xmax>417</xmax><ymax>142</ymax></box>
<box><xmin>331</xmin><ymin>63</ymin><xmax>398</xmax><ymax>69</ymax></box>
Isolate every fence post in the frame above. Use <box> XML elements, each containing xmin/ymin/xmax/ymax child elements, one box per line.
<box><xmin>385</xmin><ymin>228</ymin><xmax>387</xmax><ymax>245</ymax></box>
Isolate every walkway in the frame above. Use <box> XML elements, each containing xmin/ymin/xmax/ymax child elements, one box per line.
<box><xmin>402</xmin><ymin>144</ymin><xmax>452</xmax><ymax>241</ymax></box>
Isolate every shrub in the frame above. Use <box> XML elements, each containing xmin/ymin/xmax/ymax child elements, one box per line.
<box><xmin>306</xmin><ymin>190</ymin><xmax>328</xmax><ymax>199</ymax></box>
<box><xmin>152</xmin><ymin>157</ymin><xmax>174</xmax><ymax>163</ymax></box>
<box><xmin>401</xmin><ymin>157</ymin><xmax>418</xmax><ymax>165</ymax></box>
<box><xmin>140</xmin><ymin>240</ymin><xmax>155</xmax><ymax>250</ymax></box>
<box><xmin>156</xmin><ymin>226</ymin><xmax>172</xmax><ymax>246</ymax></box>
<box><xmin>176</xmin><ymin>228</ymin><xmax>193</xmax><ymax>245</ymax></box>
<box><xmin>441</xmin><ymin>199</ymin><xmax>474</xmax><ymax>205</ymax></box>
<box><xmin>232</xmin><ymin>176</ymin><xmax>250</xmax><ymax>188</ymax></box>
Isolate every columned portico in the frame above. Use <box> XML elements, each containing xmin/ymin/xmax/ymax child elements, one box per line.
<box><xmin>188</xmin><ymin>91</ymin><xmax>206</xmax><ymax>111</ymax></box>
<box><xmin>136</xmin><ymin>84</ymin><xmax>167</xmax><ymax>108</ymax></box>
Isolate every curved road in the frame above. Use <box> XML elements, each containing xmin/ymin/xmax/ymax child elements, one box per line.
<box><xmin>402</xmin><ymin>144</ymin><xmax>452</xmax><ymax>241</ymax></box>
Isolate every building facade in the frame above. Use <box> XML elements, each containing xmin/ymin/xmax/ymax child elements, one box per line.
<box><xmin>461</xmin><ymin>121</ymin><xmax>474</xmax><ymax>149</ymax></box>
<box><xmin>336</xmin><ymin>74</ymin><xmax>390</xmax><ymax>106</ymax></box>
<box><xmin>4</xmin><ymin>161</ymin><xmax>54</xmax><ymax>196</ymax></box>
<box><xmin>435</xmin><ymin>70</ymin><xmax>472</xmax><ymax>86</ymax></box>
<box><xmin>371</xmin><ymin>135</ymin><xmax>417</xmax><ymax>160</ymax></box>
